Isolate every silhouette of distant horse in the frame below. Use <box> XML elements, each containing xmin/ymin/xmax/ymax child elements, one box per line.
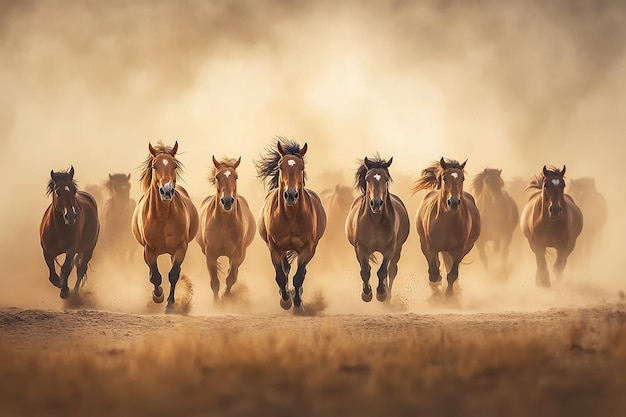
<box><xmin>100</xmin><ymin>173</ymin><xmax>136</xmax><ymax>263</ymax></box>
<box><xmin>568</xmin><ymin>177</ymin><xmax>607</xmax><ymax>260</ymax></box>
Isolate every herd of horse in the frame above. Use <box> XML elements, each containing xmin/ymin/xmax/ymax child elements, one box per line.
<box><xmin>40</xmin><ymin>138</ymin><xmax>605</xmax><ymax>313</ymax></box>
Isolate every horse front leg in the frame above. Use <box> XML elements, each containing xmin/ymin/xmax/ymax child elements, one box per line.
<box><xmin>292</xmin><ymin>247</ymin><xmax>316</xmax><ymax>314</ymax></box>
<box><xmin>421</xmin><ymin>242</ymin><xmax>441</xmax><ymax>288</ymax></box>
<box><xmin>144</xmin><ymin>247</ymin><xmax>163</xmax><ymax>303</ymax></box>
<box><xmin>553</xmin><ymin>245</ymin><xmax>574</xmax><ymax>282</ymax></box>
<box><xmin>532</xmin><ymin>245</ymin><xmax>550</xmax><ymax>288</ymax></box>
<box><xmin>376</xmin><ymin>255</ymin><xmax>390</xmax><ymax>302</ymax></box>
<box><xmin>73</xmin><ymin>249</ymin><xmax>94</xmax><ymax>295</ymax></box>
<box><xmin>44</xmin><ymin>250</ymin><xmax>61</xmax><ymax>289</ymax></box>
<box><xmin>386</xmin><ymin>248</ymin><xmax>402</xmax><ymax>302</ymax></box>
<box><xmin>166</xmin><ymin>245</ymin><xmax>187</xmax><ymax>313</ymax></box>
<box><xmin>270</xmin><ymin>247</ymin><xmax>291</xmax><ymax>310</ymax></box>
<box><xmin>445</xmin><ymin>257</ymin><xmax>461</xmax><ymax>298</ymax></box>
<box><xmin>476</xmin><ymin>239</ymin><xmax>489</xmax><ymax>270</ymax></box>
<box><xmin>59</xmin><ymin>251</ymin><xmax>75</xmax><ymax>299</ymax></box>
<box><xmin>205</xmin><ymin>255</ymin><xmax>220</xmax><ymax>304</ymax></box>
<box><xmin>224</xmin><ymin>250</ymin><xmax>245</xmax><ymax>298</ymax></box>
<box><xmin>355</xmin><ymin>245</ymin><xmax>372</xmax><ymax>302</ymax></box>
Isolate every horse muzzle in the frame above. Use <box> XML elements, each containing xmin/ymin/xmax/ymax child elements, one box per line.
<box><xmin>159</xmin><ymin>182</ymin><xmax>175</xmax><ymax>202</ymax></box>
<box><xmin>369</xmin><ymin>198</ymin><xmax>384</xmax><ymax>214</ymax></box>
<box><xmin>63</xmin><ymin>207</ymin><xmax>77</xmax><ymax>225</ymax></box>
<box><xmin>283</xmin><ymin>189</ymin><xmax>299</xmax><ymax>206</ymax></box>
<box><xmin>220</xmin><ymin>196</ymin><xmax>235</xmax><ymax>211</ymax></box>
<box><xmin>548</xmin><ymin>204</ymin><xmax>562</xmax><ymax>219</ymax></box>
<box><xmin>447</xmin><ymin>196</ymin><xmax>460</xmax><ymax>212</ymax></box>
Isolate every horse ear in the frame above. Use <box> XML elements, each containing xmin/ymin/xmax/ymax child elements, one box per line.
<box><xmin>386</xmin><ymin>157</ymin><xmax>393</xmax><ymax>168</ymax></box>
<box><xmin>212</xmin><ymin>155</ymin><xmax>219</xmax><ymax>168</ymax></box>
<box><xmin>234</xmin><ymin>157</ymin><xmax>241</xmax><ymax>169</ymax></box>
<box><xmin>300</xmin><ymin>143</ymin><xmax>308</xmax><ymax>157</ymax></box>
<box><xmin>498</xmin><ymin>169</ymin><xmax>502</xmax><ymax>175</ymax></box>
<box><xmin>127</xmin><ymin>173</ymin><xmax>131</xmax><ymax>180</ymax></box>
<box><xmin>171</xmin><ymin>141</ymin><xmax>178</xmax><ymax>156</ymax></box>
<box><xmin>364</xmin><ymin>157</ymin><xmax>373</xmax><ymax>170</ymax></box>
<box><xmin>562</xmin><ymin>165</ymin><xmax>566</xmax><ymax>176</ymax></box>
<box><xmin>50</xmin><ymin>170</ymin><xmax>55</xmax><ymax>179</ymax></box>
<box><xmin>149</xmin><ymin>142</ymin><xmax>157</xmax><ymax>156</ymax></box>
<box><xmin>109</xmin><ymin>174</ymin><xmax>113</xmax><ymax>180</ymax></box>
<box><xmin>277</xmin><ymin>141</ymin><xmax>285</xmax><ymax>156</ymax></box>
<box><xmin>69</xmin><ymin>165</ymin><xmax>74</xmax><ymax>179</ymax></box>
<box><xmin>439</xmin><ymin>157</ymin><xmax>447</xmax><ymax>169</ymax></box>
<box><xmin>460</xmin><ymin>159</ymin><xmax>467</xmax><ymax>170</ymax></box>
<box><xmin>543</xmin><ymin>165</ymin><xmax>549</xmax><ymax>177</ymax></box>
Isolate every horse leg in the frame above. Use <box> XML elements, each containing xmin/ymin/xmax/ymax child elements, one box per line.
<box><xmin>532</xmin><ymin>246</ymin><xmax>550</xmax><ymax>288</ymax></box>
<box><xmin>73</xmin><ymin>250</ymin><xmax>93</xmax><ymax>295</ymax></box>
<box><xmin>166</xmin><ymin>247</ymin><xmax>187</xmax><ymax>312</ymax></box>
<box><xmin>553</xmin><ymin>246</ymin><xmax>573</xmax><ymax>282</ymax></box>
<box><xmin>477</xmin><ymin>239</ymin><xmax>489</xmax><ymax>270</ymax></box>
<box><xmin>292</xmin><ymin>249</ymin><xmax>315</xmax><ymax>314</ymax></box>
<box><xmin>421</xmin><ymin>242</ymin><xmax>442</xmax><ymax>287</ymax></box>
<box><xmin>356</xmin><ymin>246</ymin><xmax>372</xmax><ymax>302</ymax></box>
<box><xmin>206</xmin><ymin>255</ymin><xmax>220</xmax><ymax>304</ymax></box>
<box><xmin>59</xmin><ymin>251</ymin><xmax>75</xmax><ymax>299</ymax></box>
<box><xmin>271</xmin><ymin>249</ymin><xmax>291</xmax><ymax>310</ymax></box>
<box><xmin>445</xmin><ymin>258</ymin><xmax>461</xmax><ymax>298</ymax></box>
<box><xmin>144</xmin><ymin>247</ymin><xmax>163</xmax><ymax>303</ymax></box>
<box><xmin>386</xmin><ymin>249</ymin><xmax>402</xmax><ymax>302</ymax></box>
<box><xmin>375</xmin><ymin>256</ymin><xmax>390</xmax><ymax>302</ymax></box>
<box><xmin>44</xmin><ymin>251</ymin><xmax>61</xmax><ymax>289</ymax></box>
<box><xmin>224</xmin><ymin>251</ymin><xmax>244</xmax><ymax>298</ymax></box>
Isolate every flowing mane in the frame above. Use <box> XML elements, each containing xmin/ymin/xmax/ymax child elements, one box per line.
<box><xmin>208</xmin><ymin>157</ymin><xmax>240</xmax><ymax>185</ymax></box>
<box><xmin>472</xmin><ymin>168</ymin><xmax>503</xmax><ymax>196</ymax></box>
<box><xmin>354</xmin><ymin>154</ymin><xmax>392</xmax><ymax>195</ymax></box>
<box><xmin>527</xmin><ymin>165</ymin><xmax>564</xmax><ymax>191</ymax></box>
<box><xmin>255</xmin><ymin>137</ymin><xmax>306</xmax><ymax>191</ymax></box>
<box><xmin>411</xmin><ymin>158</ymin><xmax>464</xmax><ymax>194</ymax></box>
<box><xmin>47</xmin><ymin>168</ymin><xmax>77</xmax><ymax>196</ymax></box>
<box><xmin>138</xmin><ymin>141</ymin><xmax>183</xmax><ymax>193</ymax></box>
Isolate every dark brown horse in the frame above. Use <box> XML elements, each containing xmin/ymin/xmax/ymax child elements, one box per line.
<box><xmin>412</xmin><ymin>158</ymin><xmax>481</xmax><ymax>297</ymax></box>
<box><xmin>100</xmin><ymin>173</ymin><xmax>136</xmax><ymax>263</ymax></box>
<box><xmin>345</xmin><ymin>156</ymin><xmax>410</xmax><ymax>302</ymax></box>
<box><xmin>196</xmin><ymin>156</ymin><xmax>256</xmax><ymax>303</ymax></box>
<box><xmin>256</xmin><ymin>139</ymin><xmax>326</xmax><ymax>314</ymax></box>
<box><xmin>471</xmin><ymin>168</ymin><xmax>519</xmax><ymax>270</ymax></box>
<box><xmin>40</xmin><ymin>166</ymin><xmax>100</xmax><ymax>299</ymax></box>
<box><xmin>521</xmin><ymin>166</ymin><xmax>583</xmax><ymax>288</ymax></box>
<box><xmin>568</xmin><ymin>177</ymin><xmax>606</xmax><ymax>260</ymax></box>
<box><xmin>131</xmin><ymin>141</ymin><xmax>199</xmax><ymax>312</ymax></box>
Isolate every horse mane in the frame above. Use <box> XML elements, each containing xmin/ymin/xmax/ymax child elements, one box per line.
<box><xmin>526</xmin><ymin>165</ymin><xmax>564</xmax><ymax>191</ymax></box>
<box><xmin>411</xmin><ymin>158</ymin><xmax>464</xmax><ymax>194</ymax></box>
<box><xmin>354</xmin><ymin>154</ymin><xmax>392</xmax><ymax>195</ymax></box>
<box><xmin>472</xmin><ymin>168</ymin><xmax>503</xmax><ymax>196</ymax></box>
<box><xmin>103</xmin><ymin>173</ymin><xmax>130</xmax><ymax>197</ymax></box>
<box><xmin>138</xmin><ymin>141</ymin><xmax>183</xmax><ymax>193</ymax></box>
<box><xmin>255</xmin><ymin>137</ymin><xmax>306</xmax><ymax>191</ymax></box>
<box><xmin>47</xmin><ymin>168</ymin><xmax>77</xmax><ymax>196</ymax></box>
<box><xmin>208</xmin><ymin>157</ymin><xmax>240</xmax><ymax>185</ymax></box>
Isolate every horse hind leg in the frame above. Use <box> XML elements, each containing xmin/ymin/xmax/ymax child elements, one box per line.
<box><xmin>272</xmin><ymin>252</ymin><xmax>291</xmax><ymax>310</ymax></box>
<box><xmin>166</xmin><ymin>261</ymin><xmax>182</xmax><ymax>313</ymax></box>
<box><xmin>533</xmin><ymin>248</ymin><xmax>550</xmax><ymax>288</ymax></box>
<box><xmin>224</xmin><ymin>253</ymin><xmax>244</xmax><ymax>298</ymax></box>
<box><xmin>59</xmin><ymin>252</ymin><xmax>76</xmax><ymax>299</ymax></box>
<box><xmin>356</xmin><ymin>248</ymin><xmax>372</xmax><ymax>302</ymax></box>
<box><xmin>144</xmin><ymin>248</ymin><xmax>164</xmax><ymax>303</ymax></box>
<box><xmin>477</xmin><ymin>239</ymin><xmax>489</xmax><ymax>271</ymax></box>
<box><xmin>385</xmin><ymin>249</ymin><xmax>402</xmax><ymax>302</ymax></box>
<box><xmin>292</xmin><ymin>262</ymin><xmax>308</xmax><ymax>314</ymax></box>
<box><xmin>73</xmin><ymin>251</ymin><xmax>93</xmax><ymax>295</ymax></box>
<box><xmin>445</xmin><ymin>259</ymin><xmax>461</xmax><ymax>298</ymax></box>
<box><xmin>553</xmin><ymin>246</ymin><xmax>573</xmax><ymax>282</ymax></box>
<box><xmin>375</xmin><ymin>257</ymin><xmax>390</xmax><ymax>302</ymax></box>
<box><xmin>44</xmin><ymin>251</ymin><xmax>61</xmax><ymax>289</ymax></box>
<box><xmin>205</xmin><ymin>256</ymin><xmax>220</xmax><ymax>304</ymax></box>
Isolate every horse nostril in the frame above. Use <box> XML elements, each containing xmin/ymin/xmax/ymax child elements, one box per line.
<box><xmin>294</xmin><ymin>190</ymin><xmax>299</xmax><ymax>200</ymax></box>
<box><xmin>283</xmin><ymin>191</ymin><xmax>289</xmax><ymax>200</ymax></box>
<box><xmin>370</xmin><ymin>200</ymin><xmax>375</xmax><ymax>208</ymax></box>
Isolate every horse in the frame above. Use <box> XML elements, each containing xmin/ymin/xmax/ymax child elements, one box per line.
<box><xmin>40</xmin><ymin>166</ymin><xmax>100</xmax><ymax>299</ymax></box>
<box><xmin>319</xmin><ymin>183</ymin><xmax>355</xmax><ymax>269</ymax></box>
<box><xmin>471</xmin><ymin>168</ymin><xmax>519</xmax><ymax>270</ymax></box>
<box><xmin>255</xmin><ymin>139</ymin><xmax>326</xmax><ymax>314</ymax></box>
<box><xmin>520</xmin><ymin>166</ymin><xmax>583</xmax><ymax>288</ymax></box>
<box><xmin>131</xmin><ymin>141</ymin><xmax>199</xmax><ymax>312</ymax></box>
<box><xmin>568</xmin><ymin>177</ymin><xmax>607</xmax><ymax>260</ymax></box>
<box><xmin>345</xmin><ymin>155</ymin><xmax>410</xmax><ymax>302</ymax></box>
<box><xmin>412</xmin><ymin>158</ymin><xmax>481</xmax><ymax>297</ymax></box>
<box><xmin>100</xmin><ymin>173</ymin><xmax>136</xmax><ymax>263</ymax></box>
<box><xmin>196</xmin><ymin>156</ymin><xmax>256</xmax><ymax>303</ymax></box>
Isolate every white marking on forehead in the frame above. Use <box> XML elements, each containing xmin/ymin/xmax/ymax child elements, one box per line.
<box><xmin>552</xmin><ymin>179</ymin><xmax>560</xmax><ymax>186</ymax></box>
<box><xmin>64</xmin><ymin>186</ymin><xmax>70</xmax><ymax>191</ymax></box>
<box><xmin>451</xmin><ymin>172</ymin><xmax>458</xmax><ymax>179</ymax></box>
<box><xmin>373</xmin><ymin>174</ymin><xmax>381</xmax><ymax>181</ymax></box>
<box><xmin>287</xmin><ymin>160</ymin><xmax>296</xmax><ymax>167</ymax></box>
<box><xmin>162</xmin><ymin>159</ymin><xmax>169</xmax><ymax>166</ymax></box>
<box><xmin>223</xmin><ymin>171</ymin><xmax>231</xmax><ymax>178</ymax></box>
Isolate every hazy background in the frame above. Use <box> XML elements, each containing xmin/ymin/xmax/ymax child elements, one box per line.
<box><xmin>1</xmin><ymin>0</ymin><xmax>624</xmax><ymax>313</ymax></box>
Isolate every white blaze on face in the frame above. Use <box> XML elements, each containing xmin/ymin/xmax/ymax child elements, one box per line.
<box><xmin>288</xmin><ymin>159</ymin><xmax>296</xmax><ymax>167</ymax></box>
<box><xmin>223</xmin><ymin>171</ymin><xmax>231</xmax><ymax>178</ymax></box>
<box><xmin>373</xmin><ymin>174</ymin><xmax>381</xmax><ymax>181</ymax></box>
<box><xmin>451</xmin><ymin>172</ymin><xmax>458</xmax><ymax>179</ymax></box>
<box><xmin>64</xmin><ymin>186</ymin><xmax>70</xmax><ymax>191</ymax></box>
<box><xmin>163</xmin><ymin>159</ymin><xmax>168</xmax><ymax>166</ymax></box>
<box><xmin>552</xmin><ymin>179</ymin><xmax>560</xmax><ymax>186</ymax></box>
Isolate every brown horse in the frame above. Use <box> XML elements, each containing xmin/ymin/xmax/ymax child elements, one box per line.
<box><xmin>196</xmin><ymin>156</ymin><xmax>256</xmax><ymax>303</ymax></box>
<box><xmin>471</xmin><ymin>168</ymin><xmax>519</xmax><ymax>270</ymax></box>
<box><xmin>100</xmin><ymin>173</ymin><xmax>136</xmax><ymax>263</ymax></box>
<box><xmin>568</xmin><ymin>177</ymin><xmax>607</xmax><ymax>260</ymax></box>
<box><xmin>40</xmin><ymin>166</ymin><xmax>100</xmax><ymax>299</ymax></box>
<box><xmin>412</xmin><ymin>158</ymin><xmax>481</xmax><ymax>297</ymax></box>
<box><xmin>131</xmin><ymin>141</ymin><xmax>199</xmax><ymax>312</ymax></box>
<box><xmin>256</xmin><ymin>139</ymin><xmax>326</xmax><ymax>313</ymax></box>
<box><xmin>520</xmin><ymin>166</ymin><xmax>583</xmax><ymax>288</ymax></box>
<box><xmin>345</xmin><ymin>156</ymin><xmax>410</xmax><ymax>302</ymax></box>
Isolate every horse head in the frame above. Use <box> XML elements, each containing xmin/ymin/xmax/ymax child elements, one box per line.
<box><xmin>50</xmin><ymin>166</ymin><xmax>78</xmax><ymax>225</ymax></box>
<box><xmin>106</xmin><ymin>173</ymin><xmax>131</xmax><ymax>199</ymax></box>
<box><xmin>542</xmin><ymin>165</ymin><xmax>566</xmax><ymax>219</ymax></box>
<box><xmin>277</xmin><ymin>141</ymin><xmax>307</xmax><ymax>206</ymax></box>
<box><xmin>439</xmin><ymin>157</ymin><xmax>467</xmax><ymax>213</ymax></box>
<box><xmin>212</xmin><ymin>155</ymin><xmax>241</xmax><ymax>211</ymax></box>
<box><xmin>149</xmin><ymin>141</ymin><xmax>179</xmax><ymax>202</ymax></box>
<box><xmin>363</xmin><ymin>156</ymin><xmax>393</xmax><ymax>214</ymax></box>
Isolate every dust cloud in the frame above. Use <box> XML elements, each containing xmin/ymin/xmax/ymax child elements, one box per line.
<box><xmin>1</xmin><ymin>0</ymin><xmax>624</xmax><ymax>314</ymax></box>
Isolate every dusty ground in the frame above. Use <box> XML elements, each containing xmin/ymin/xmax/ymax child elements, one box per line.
<box><xmin>1</xmin><ymin>301</ymin><xmax>625</xmax><ymax>417</ymax></box>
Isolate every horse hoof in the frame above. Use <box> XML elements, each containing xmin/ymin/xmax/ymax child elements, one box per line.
<box><xmin>361</xmin><ymin>291</ymin><xmax>373</xmax><ymax>302</ymax></box>
<box><xmin>60</xmin><ymin>288</ymin><xmax>70</xmax><ymax>299</ymax></box>
<box><xmin>280</xmin><ymin>296</ymin><xmax>293</xmax><ymax>310</ymax></box>
<box><xmin>293</xmin><ymin>304</ymin><xmax>305</xmax><ymax>315</ymax></box>
<box><xmin>376</xmin><ymin>291</ymin><xmax>388</xmax><ymax>302</ymax></box>
<box><xmin>165</xmin><ymin>305</ymin><xmax>176</xmax><ymax>314</ymax></box>
<box><xmin>153</xmin><ymin>290</ymin><xmax>165</xmax><ymax>304</ymax></box>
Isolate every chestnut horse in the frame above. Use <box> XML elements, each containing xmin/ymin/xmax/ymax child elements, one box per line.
<box><xmin>100</xmin><ymin>173</ymin><xmax>136</xmax><ymax>263</ymax></box>
<box><xmin>471</xmin><ymin>168</ymin><xmax>519</xmax><ymax>270</ymax></box>
<box><xmin>40</xmin><ymin>166</ymin><xmax>99</xmax><ymax>299</ymax></box>
<box><xmin>520</xmin><ymin>166</ymin><xmax>583</xmax><ymax>288</ymax></box>
<box><xmin>196</xmin><ymin>156</ymin><xmax>256</xmax><ymax>303</ymax></box>
<box><xmin>132</xmin><ymin>141</ymin><xmax>199</xmax><ymax>312</ymax></box>
<box><xmin>256</xmin><ymin>139</ymin><xmax>326</xmax><ymax>313</ymax></box>
<box><xmin>412</xmin><ymin>158</ymin><xmax>481</xmax><ymax>297</ymax></box>
<box><xmin>345</xmin><ymin>156</ymin><xmax>409</xmax><ymax>302</ymax></box>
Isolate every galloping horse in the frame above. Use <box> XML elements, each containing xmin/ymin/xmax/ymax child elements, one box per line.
<box><xmin>256</xmin><ymin>139</ymin><xmax>326</xmax><ymax>313</ymax></box>
<box><xmin>520</xmin><ymin>166</ymin><xmax>583</xmax><ymax>288</ymax></box>
<box><xmin>471</xmin><ymin>168</ymin><xmax>519</xmax><ymax>270</ymax></box>
<box><xmin>196</xmin><ymin>156</ymin><xmax>256</xmax><ymax>303</ymax></box>
<box><xmin>100</xmin><ymin>173</ymin><xmax>136</xmax><ymax>263</ymax></box>
<box><xmin>412</xmin><ymin>158</ymin><xmax>481</xmax><ymax>297</ymax></box>
<box><xmin>345</xmin><ymin>156</ymin><xmax>409</xmax><ymax>302</ymax></box>
<box><xmin>40</xmin><ymin>166</ymin><xmax>99</xmax><ymax>299</ymax></box>
<box><xmin>568</xmin><ymin>177</ymin><xmax>606</xmax><ymax>260</ymax></box>
<box><xmin>132</xmin><ymin>141</ymin><xmax>199</xmax><ymax>312</ymax></box>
